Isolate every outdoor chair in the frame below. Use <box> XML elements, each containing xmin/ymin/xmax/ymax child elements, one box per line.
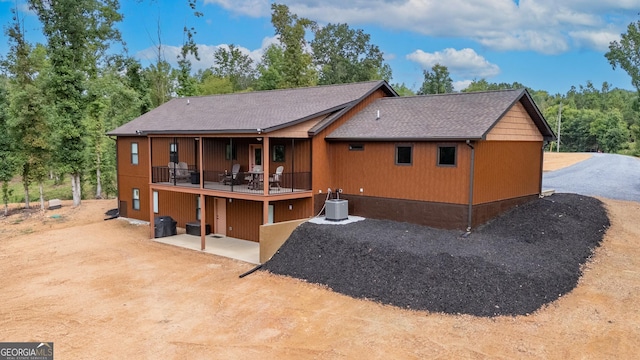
<box><xmin>269</xmin><ymin>166</ymin><xmax>284</xmax><ymax>189</ymax></box>
<box><xmin>224</xmin><ymin>163</ymin><xmax>242</xmax><ymax>185</ymax></box>
<box><xmin>169</xmin><ymin>161</ymin><xmax>191</xmax><ymax>182</ymax></box>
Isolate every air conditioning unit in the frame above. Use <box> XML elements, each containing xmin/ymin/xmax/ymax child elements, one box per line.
<box><xmin>325</xmin><ymin>199</ymin><xmax>348</xmax><ymax>221</ymax></box>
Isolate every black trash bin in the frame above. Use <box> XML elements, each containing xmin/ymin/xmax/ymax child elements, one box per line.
<box><xmin>154</xmin><ymin>216</ymin><xmax>177</xmax><ymax>238</ymax></box>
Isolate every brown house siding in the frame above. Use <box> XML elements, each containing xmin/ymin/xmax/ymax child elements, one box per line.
<box><xmin>155</xmin><ymin>190</ymin><xmax>198</xmax><ymax>227</ymax></box>
<box><xmin>312</xmin><ymin>88</ymin><xmax>390</xmax><ymax>202</ymax></box>
<box><xmin>117</xmin><ymin>137</ymin><xmax>150</xmax><ymax>221</ymax></box>
<box><xmin>273</xmin><ymin>198</ymin><xmax>313</xmax><ymax>223</ymax></box>
<box><xmin>328</xmin><ymin>141</ymin><xmax>471</xmax><ymax>204</ymax></box>
<box><xmin>151</xmin><ymin>137</ymin><xmax>198</xmax><ymax>167</ymax></box>
<box><xmin>226</xmin><ymin>198</ymin><xmax>263</xmax><ymax>242</ymax></box>
<box><xmin>473</xmin><ymin>140</ymin><xmax>543</xmax><ymax>205</ymax></box>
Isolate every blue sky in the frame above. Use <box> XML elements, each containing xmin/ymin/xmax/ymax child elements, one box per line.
<box><xmin>1</xmin><ymin>0</ymin><xmax>638</xmax><ymax>94</ymax></box>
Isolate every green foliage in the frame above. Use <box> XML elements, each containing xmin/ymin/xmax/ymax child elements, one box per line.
<box><xmin>256</xmin><ymin>44</ymin><xmax>286</xmax><ymax>90</ymax></box>
<box><xmin>606</xmin><ymin>21</ymin><xmax>640</xmax><ymax>92</ymax></box>
<box><xmin>212</xmin><ymin>44</ymin><xmax>257</xmax><ymax>92</ymax></box>
<box><xmin>461</xmin><ymin>79</ymin><xmax>526</xmax><ymax>92</ymax></box>
<box><xmin>196</xmin><ymin>69</ymin><xmax>234</xmax><ymax>95</ymax></box>
<box><xmin>311</xmin><ymin>23</ymin><xmax>392</xmax><ymax>85</ymax></box>
<box><xmin>391</xmin><ymin>82</ymin><xmax>416</xmax><ymax>96</ymax></box>
<box><xmin>270</xmin><ymin>3</ymin><xmax>317</xmax><ymax>88</ymax></box>
<box><xmin>418</xmin><ymin>64</ymin><xmax>453</xmax><ymax>94</ymax></box>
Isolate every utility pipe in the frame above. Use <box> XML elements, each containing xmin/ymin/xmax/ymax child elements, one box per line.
<box><xmin>465</xmin><ymin>140</ymin><xmax>475</xmax><ymax>232</ymax></box>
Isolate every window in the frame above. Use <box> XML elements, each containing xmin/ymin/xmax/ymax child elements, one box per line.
<box><xmin>225</xmin><ymin>144</ymin><xmax>237</xmax><ymax>160</ymax></box>
<box><xmin>170</xmin><ymin>143</ymin><xmax>178</xmax><ymax>163</ymax></box>
<box><xmin>131</xmin><ymin>143</ymin><xmax>139</xmax><ymax>165</ymax></box>
<box><xmin>395</xmin><ymin>144</ymin><xmax>412</xmax><ymax>165</ymax></box>
<box><xmin>438</xmin><ymin>145</ymin><xmax>457</xmax><ymax>166</ymax></box>
<box><xmin>196</xmin><ymin>196</ymin><xmax>201</xmax><ymax>221</ymax></box>
<box><xmin>132</xmin><ymin>188</ymin><xmax>140</xmax><ymax>211</ymax></box>
<box><xmin>152</xmin><ymin>191</ymin><xmax>158</xmax><ymax>214</ymax></box>
<box><xmin>273</xmin><ymin>144</ymin><xmax>285</xmax><ymax>162</ymax></box>
<box><xmin>349</xmin><ymin>144</ymin><xmax>364</xmax><ymax>151</ymax></box>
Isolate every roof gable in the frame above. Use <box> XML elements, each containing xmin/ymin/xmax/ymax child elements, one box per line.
<box><xmin>108</xmin><ymin>80</ymin><xmax>396</xmax><ymax>136</ymax></box>
<box><xmin>326</xmin><ymin>89</ymin><xmax>555</xmax><ymax>141</ymax></box>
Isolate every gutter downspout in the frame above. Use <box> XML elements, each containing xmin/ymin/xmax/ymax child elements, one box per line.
<box><xmin>466</xmin><ymin>140</ymin><xmax>475</xmax><ymax>232</ymax></box>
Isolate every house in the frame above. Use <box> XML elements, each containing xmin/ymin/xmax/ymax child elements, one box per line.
<box><xmin>108</xmin><ymin>80</ymin><xmax>554</xmax><ymax>246</ymax></box>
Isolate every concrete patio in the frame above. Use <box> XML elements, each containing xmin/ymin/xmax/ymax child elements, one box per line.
<box><xmin>153</xmin><ymin>233</ymin><xmax>260</xmax><ymax>265</ymax></box>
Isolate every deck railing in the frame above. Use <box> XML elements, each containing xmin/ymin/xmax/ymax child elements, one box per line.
<box><xmin>152</xmin><ymin>168</ymin><xmax>311</xmax><ymax>195</ymax></box>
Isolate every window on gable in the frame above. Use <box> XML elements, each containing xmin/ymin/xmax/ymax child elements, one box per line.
<box><xmin>131</xmin><ymin>142</ymin><xmax>139</xmax><ymax>165</ymax></box>
<box><xmin>132</xmin><ymin>188</ymin><xmax>140</xmax><ymax>211</ymax></box>
<box><xmin>395</xmin><ymin>144</ymin><xmax>412</xmax><ymax>165</ymax></box>
<box><xmin>438</xmin><ymin>145</ymin><xmax>457</xmax><ymax>166</ymax></box>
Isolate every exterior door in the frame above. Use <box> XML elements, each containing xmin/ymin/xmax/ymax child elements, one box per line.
<box><xmin>214</xmin><ymin>198</ymin><xmax>226</xmax><ymax>236</ymax></box>
<box><xmin>249</xmin><ymin>144</ymin><xmax>262</xmax><ymax>172</ymax></box>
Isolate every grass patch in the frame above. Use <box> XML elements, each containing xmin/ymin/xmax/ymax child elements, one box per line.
<box><xmin>6</xmin><ymin>176</ymin><xmax>92</xmax><ymax>203</ymax></box>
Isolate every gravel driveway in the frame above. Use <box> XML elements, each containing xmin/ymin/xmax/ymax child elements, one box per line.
<box><xmin>542</xmin><ymin>153</ymin><xmax>640</xmax><ymax>201</ymax></box>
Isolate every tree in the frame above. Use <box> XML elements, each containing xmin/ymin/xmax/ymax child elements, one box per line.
<box><xmin>461</xmin><ymin>79</ymin><xmax>525</xmax><ymax>92</ymax></box>
<box><xmin>212</xmin><ymin>44</ymin><xmax>257</xmax><ymax>92</ymax></box>
<box><xmin>255</xmin><ymin>44</ymin><xmax>286</xmax><ymax>90</ymax></box>
<box><xmin>29</xmin><ymin>0</ymin><xmax>124</xmax><ymax>207</ymax></box>
<box><xmin>590</xmin><ymin>110</ymin><xmax>630</xmax><ymax>153</ymax></box>
<box><xmin>391</xmin><ymin>83</ymin><xmax>415</xmax><ymax>96</ymax></box>
<box><xmin>0</xmin><ymin>75</ymin><xmax>19</xmax><ymax>215</ymax></box>
<box><xmin>418</xmin><ymin>64</ymin><xmax>453</xmax><ymax>95</ymax></box>
<box><xmin>195</xmin><ymin>69</ymin><xmax>234</xmax><ymax>95</ymax></box>
<box><xmin>270</xmin><ymin>3</ymin><xmax>316</xmax><ymax>88</ymax></box>
<box><xmin>311</xmin><ymin>23</ymin><xmax>391</xmax><ymax>85</ymax></box>
<box><xmin>4</xmin><ymin>10</ymin><xmax>50</xmax><ymax>210</ymax></box>
<box><xmin>606</xmin><ymin>21</ymin><xmax>640</xmax><ymax>92</ymax></box>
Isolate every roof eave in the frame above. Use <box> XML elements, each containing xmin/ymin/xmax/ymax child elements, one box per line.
<box><xmin>325</xmin><ymin>136</ymin><xmax>484</xmax><ymax>142</ymax></box>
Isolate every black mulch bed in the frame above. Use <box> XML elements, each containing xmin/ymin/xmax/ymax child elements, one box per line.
<box><xmin>261</xmin><ymin>194</ymin><xmax>610</xmax><ymax>317</ymax></box>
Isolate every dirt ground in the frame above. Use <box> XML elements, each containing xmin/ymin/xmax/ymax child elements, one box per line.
<box><xmin>1</xmin><ymin>157</ymin><xmax>639</xmax><ymax>359</ymax></box>
<box><xmin>543</xmin><ymin>151</ymin><xmax>592</xmax><ymax>171</ymax></box>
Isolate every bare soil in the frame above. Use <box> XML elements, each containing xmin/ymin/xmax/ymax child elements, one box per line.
<box><xmin>1</xmin><ymin>157</ymin><xmax>639</xmax><ymax>358</ymax></box>
<box><xmin>543</xmin><ymin>151</ymin><xmax>592</xmax><ymax>171</ymax></box>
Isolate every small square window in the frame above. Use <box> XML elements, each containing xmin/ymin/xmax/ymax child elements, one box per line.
<box><xmin>132</xmin><ymin>188</ymin><xmax>140</xmax><ymax>211</ymax></box>
<box><xmin>396</xmin><ymin>145</ymin><xmax>412</xmax><ymax>165</ymax></box>
<box><xmin>438</xmin><ymin>145</ymin><xmax>457</xmax><ymax>166</ymax></box>
<box><xmin>131</xmin><ymin>143</ymin><xmax>139</xmax><ymax>165</ymax></box>
<box><xmin>273</xmin><ymin>144</ymin><xmax>285</xmax><ymax>162</ymax></box>
<box><xmin>349</xmin><ymin>144</ymin><xmax>364</xmax><ymax>151</ymax></box>
<box><xmin>196</xmin><ymin>196</ymin><xmax>201</xmax><ymax>221</ymax></box>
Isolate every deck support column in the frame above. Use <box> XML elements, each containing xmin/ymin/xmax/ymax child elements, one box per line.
<box><xmin>200</xmin><ymin>193</ymin><xmax>206</xmax><ymax>250</ymax></box>
<box><xmin>262</xmin><ymin>136</ymin><xmax>270</xmax><ymax>226</ymax></box>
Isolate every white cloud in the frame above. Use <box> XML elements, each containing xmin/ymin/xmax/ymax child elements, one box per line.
<box><xmin>203</xmin><ymin>0</ymin><xmax>635</xmax><ymax>53</ymax></box>
<box><xmin>203</xmin><ymin>0</ymin><xmax>270</xmax><ymax>17</ymax></box>
<box><xmin>453</xmin><ymin>80</ymin><xmax>472</xmax><ymax>92</ymax></box>
<box><xmin>406</xmin><ymin>48</ymin><xmax>500</xmax><ymax>79</ymax></box>
<box><xmin>570</xmin><ymin>29</ymin><xmax>621</xmax><ymax>52</ymax></box>
<box><xmin>134</xmin><ymin>36</ymin><xmax>278</xmax><ymax>72</ymax></box>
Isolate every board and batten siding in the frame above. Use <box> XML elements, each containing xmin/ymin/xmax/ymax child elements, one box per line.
<box><xmin>473</xmin><ymin>140</ymin><xmax>543</xmax><ymax>205</ymax></box>
<box><xmin>150</xmin><ymin>137</ymin><xmax>198</xmax><ymax>167</ymax></box>
<box><xmin>329</xmin><ymin>141</ymin><xmax>471</xmax><ymax>205</ymax></box>
<box><xmin>155</xmin><ymin>190</ymin><xmax>198</xmax><ymax>228</ymax></box>
<box><xmin>226</xmin><ymin>198</ymin><xmax>263</xmax><ymax>242</ymax></box>
<box><xmin>485</xmin><ymin>102</ymin><xmax>544</xmax><ymax>141</ymax></box>
<box><xmin>312</xmin><ymin>88</ymin><xmax>390</xmax><ymax>199</ymax></box>
<box><xmin>117</xmin><ymin>136</ymin><xmax>150</xmax><ymax>221</ymax></box>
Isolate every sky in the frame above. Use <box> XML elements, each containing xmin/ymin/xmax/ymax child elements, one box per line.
<box><xmin>0</xmin><ymin>0</ymin><xmax>639</xmax><ymax>94</ymax></box>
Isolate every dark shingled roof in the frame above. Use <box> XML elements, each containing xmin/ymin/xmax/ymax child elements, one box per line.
<box><xmin>108</xmin><ymin>80</ymin><xmax>395</xmax><ymax>136</ymax></box>
<box><xmin>326</xmin><ymin>89</ymin><xmax>555</xmax><ymax>141</ymax></box>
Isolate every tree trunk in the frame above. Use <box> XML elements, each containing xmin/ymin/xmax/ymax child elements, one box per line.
<box><xmin>39</xmin><ymin>182</ymin><xmax>45</xmax><ymax>211</ymax></box>
<box><xmin>3</xmin><ymin>203</ymin><xmax>7</xmax><ymax>216</ymax></box>
<box><xmin>95</xmin><ymin>152</ymin><xmax>103</xmax><ymax>199</ymax></box>
<box><xmin>71</xmin><ymin>173</ymin><xmax>82</xmax><ymax>207</ymax></box>
<box><xmin>23</xmin><ymin>183</ymin><xmax>30</xmax><ymax>209</ymax></box>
